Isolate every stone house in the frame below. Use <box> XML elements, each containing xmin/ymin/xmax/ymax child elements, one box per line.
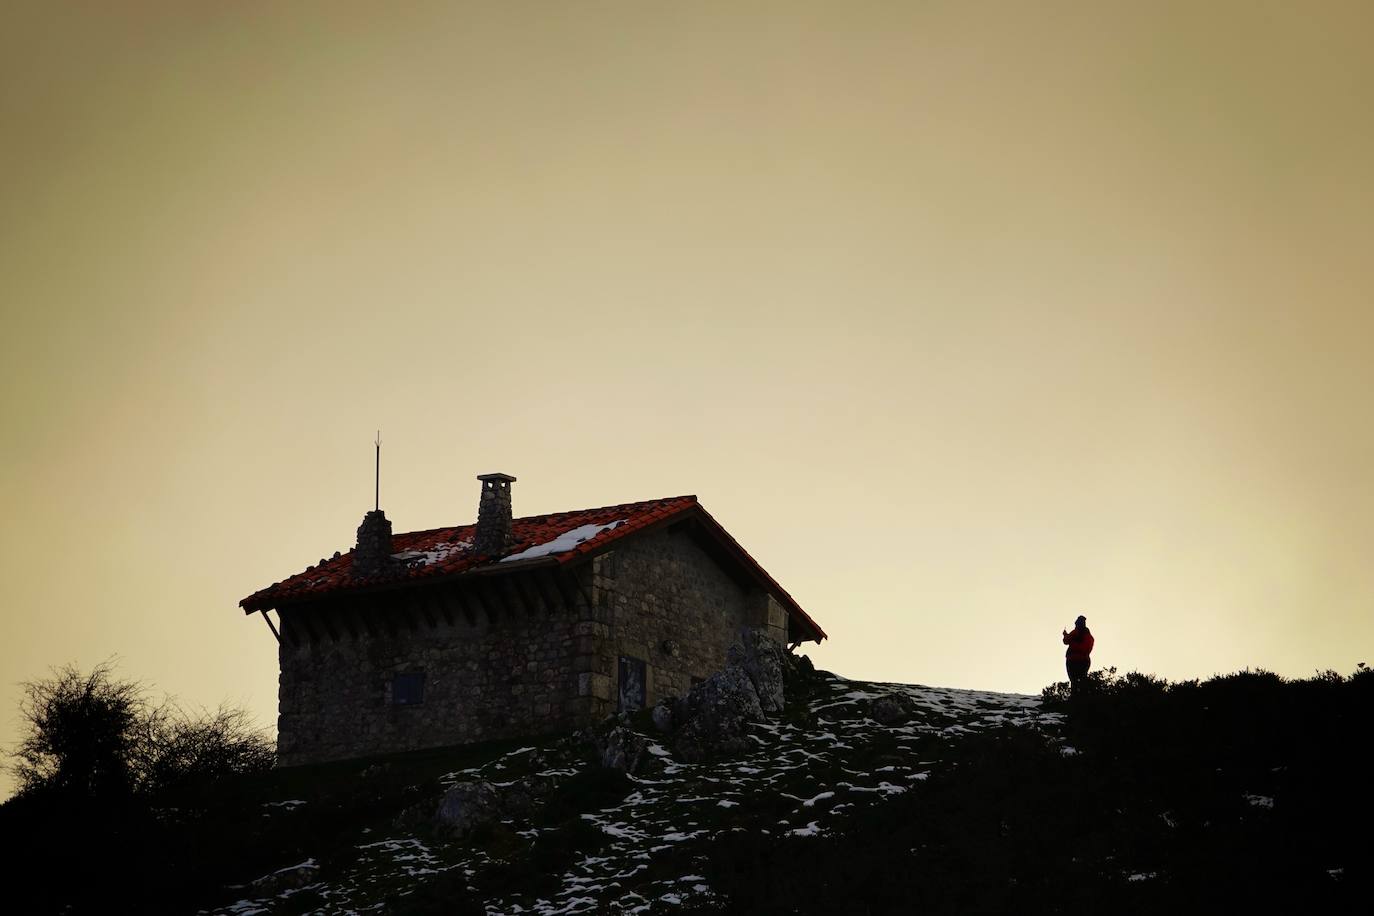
<box><xmin>239</xmin><ymin>474</ymin><xmax>826</xmax><ymax>766</ymax></box>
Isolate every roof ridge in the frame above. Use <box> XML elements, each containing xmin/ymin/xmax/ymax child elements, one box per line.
<box><xmin>390</xmin><ymin>523</ymin><xmax>467</xmax><ymax>539</ymax></box>
<box><xmin>513</xmin><ymin>494</ymin><xmax>697</xmax><ymax>521</ymax></box>
<box><xmin>389</xmin><ymin>495</ymin><xmax>698</xmax><ymax>539</ymax></box>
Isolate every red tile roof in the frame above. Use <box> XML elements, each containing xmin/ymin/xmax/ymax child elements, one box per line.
<box><xmin>239</xmin><ymin>495</ymin><xmax>826</xmax><ymax>642</ymax></box>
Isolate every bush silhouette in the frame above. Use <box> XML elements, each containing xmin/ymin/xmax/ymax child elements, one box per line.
<box><xmin>8</xmin><ymin>661</ymin><xmax>273</xmax><ymax>802</ymax></box>
<box><xmin>11</xmin><ymin>661</ymin><xmax>144</xmax><ymax>799</ymax></box>
<box><xmin>4</xmin><ymin>661</ymin><xmax>277</xmax><ymax>914</ymax></box>
<box><xmin>135</xmin><ymin>702</ymin><xmax>275</xmax><ymax>798</ymax></box>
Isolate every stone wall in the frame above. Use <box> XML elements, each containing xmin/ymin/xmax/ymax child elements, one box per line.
<box><xmin>588</xmin><ymin>525</ymin><xmax>763</xmax><ymax>711</ymax></box>
<box><xmin>275</xmin><ymin>571</ymin><xmax>588</xmax><ymax>767</ymax></box>
<box><xmin>273</xmin><ymin>525</ymin><xmax>796</xmax><ymax>766</ymax></box>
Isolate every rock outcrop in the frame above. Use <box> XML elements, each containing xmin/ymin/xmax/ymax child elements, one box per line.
<box><xmin>585</xmin><ymin>633</ymin><xmax>808</xmax><ymax>764</ymax></box>
<box><xmin>651</xmin><ymin>697</ymin><xmax>677</xmax><ymax>734</ymax></box>
<box><xmin>594</xmin><ymin>722</ymin><xmax>653</xmax><ymax>774</ymax></box>
<box><xmin>663</xmin><ymin>631</ymin><xmax>805</xmax><ymax>762</ymax></box>
<box><xmin>434</xmin><ymin>781</ymin><xmax>501</xmax><ymax>838</ymax></box>
<box><xmin>248</xmin><ymin>859</ymin><xmax>320</xmax><ymax>895</ymax></box>
<box><xmin>672</xmin><ymin>664</ymin><xmax>767</xmax><ymax>762</ymax></box>
<box><xmin>869</xmin><ymin>693</ymin><xmax>918</xmax><ymax>725</ymax></box>
<box><xmin>726</xmin><ymin>629</ymin><xmax>789</xmax><ymax>715</ymax></box>
<box><xmin>783</xmin><ymin>651</ymin><xmax>822</xmax><ymax>700</ymax></box>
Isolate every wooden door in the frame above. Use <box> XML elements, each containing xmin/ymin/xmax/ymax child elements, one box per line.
<box><xmin>617</xmin><ymin>655</ymin><xmax>646</xmax><ymax>712</ymax></box>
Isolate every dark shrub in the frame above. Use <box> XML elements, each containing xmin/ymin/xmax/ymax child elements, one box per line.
<box><xmin>3</xmin><ymin>662</ymin><xmax>276</xmax><ymax>914</ymax></box>
<box><xmin>697</xmin><ymin>664</ymin><xmax>1373</xmax><ymax>912</ymax></box>
<box><xmin>135</xmin><ymin>702</ymin><xmax>275</xmax><ymax>798</ymax></box>
<box><xmin>10</xmin><ymin>661</ymin><xmax>142</xmax><ymax>800</ymax></box>
<box><xmin>8</xmin><ymin>661</ymin><xmax>274</xmax><ymax>803</ymax></box>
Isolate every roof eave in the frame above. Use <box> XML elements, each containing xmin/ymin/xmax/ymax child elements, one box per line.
<box><xmin>693</xmin><ymin>505</ymin><xmax>827</xmax><ymax>643</ymax></box>
<box><xmin>240</xmin><ymin>554</ymin><xmax>563</xmax><ymax>614</ymax></box>
<box><xmin>239</xmin><ymin>497</ymin><xmax>827</xmax><ymax>644</ymax></box>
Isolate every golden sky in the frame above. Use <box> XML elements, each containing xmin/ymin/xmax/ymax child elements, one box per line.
<box><xmin>3</xmin><ymin>1</ymin><xmax>1372</xmax><ymax>791</ymax></box>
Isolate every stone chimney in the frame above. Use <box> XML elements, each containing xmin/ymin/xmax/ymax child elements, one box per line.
<box><xmin>352</xmin><ymin>509</ymin><xmax>394</xmax><ymax>578</ymax></box>
<box><xmin>473</xmin><ymin>473</ymin><xmax>516</xmax><ymax>555</ymax></box>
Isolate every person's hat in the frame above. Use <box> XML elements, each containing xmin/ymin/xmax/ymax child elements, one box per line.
<box><xmin>1075</xmin><ymin>615</ymin><xmax>1087</xmax><ymax>625</ymax></box>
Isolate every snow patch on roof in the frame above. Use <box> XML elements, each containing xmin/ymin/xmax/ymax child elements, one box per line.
<box><xmin>393</xmin><ymin>540</ymin><xmax>471</xmax><ymax>566</ymax></box>
<box><xmin>501</xmin><ymin>521</ymin><xmax>627</xmax><ymax>563</ymax></box>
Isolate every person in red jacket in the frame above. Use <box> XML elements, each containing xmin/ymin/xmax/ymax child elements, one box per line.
<box><xmin>1062</xmin><ymin>615</ymin><xmax>1094</xmax><ymax>687</ymax></box>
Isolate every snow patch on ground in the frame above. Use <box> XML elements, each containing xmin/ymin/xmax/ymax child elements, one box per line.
<box><xmin>207</xmin><ymin>674</ymin><xmax>1061</xmax><ymax>916</ymax></box>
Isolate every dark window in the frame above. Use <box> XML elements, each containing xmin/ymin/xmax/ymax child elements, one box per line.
<box><xmin>618</xmin><ymin>656</ymin><xmax>646</xmax><ymax>713</ymax></box>
<box><xmin>393</xmin><ymin>672</ymin><xmax>425</xmax><ymax>706</ymax></box>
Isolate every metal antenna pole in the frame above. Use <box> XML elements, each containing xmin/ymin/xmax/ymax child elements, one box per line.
<box><xmin>374</xmin><ymin>430</ymin><xmax>381</xmax><ymax>511</ymax></box>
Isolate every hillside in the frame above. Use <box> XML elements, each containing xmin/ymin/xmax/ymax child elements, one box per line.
<box><xmin>208</xmin><ymin>670</ymin><xmax>1060</xmax><ymax>915</ymax></box>
<box><xmin>6</xmin><ymin>661</ymin><xmax>1369</xmax><ymax>914</ymax></box>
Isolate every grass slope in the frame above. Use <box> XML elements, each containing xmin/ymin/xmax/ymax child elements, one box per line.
<box><xmin>201</xmin><ymin>673</ymin><xmax>1060</xmax><ymax>915</ymax></box>
<box><xmin>5</xmin><ymin>665</ymin><xmax>1369</xmax><ymax>913</ymax></box>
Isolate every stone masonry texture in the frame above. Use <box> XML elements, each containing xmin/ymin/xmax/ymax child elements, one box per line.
<box><xmin>351</xmin><ymin>510</ymin><xmax>394</xmax><ymax>578</ymax></box>
<box><xmin>589</xmin><ymin>526</ymin><xmax>775</xmax><ymax>711</ymax></box>
<box><xmin>473</xmin><ymin>474</ymin><xmax>515</xmax><ymax>555</ymax></box>
<box><xmin>275</xmin><ymin>521</ymin><xmax>789</xmax><ymax>766</ymax></box>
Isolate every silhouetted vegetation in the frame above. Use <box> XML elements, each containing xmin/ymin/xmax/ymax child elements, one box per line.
<box><xmin>2</xmin><ymin>667</ymin><xmax>542</xmax><ymax>916</ymax></box>
<box><xmin>678</xmin><ymin>664</ymin><xmax>1372</xmax><ymax>913</ymax></box>
<box><xmin>3</xmin><ymin>661</ymin><xmax>276</xmax><ymax>913</ymax></box>
<box><xmin>11</xmin><ymin>661</ymin><xmax>144</xmax><ymax>799</ymax></box>
<box><xmin>9</xmin><ymin>661</ymin><xmax>274</xmax><ymax>802</ymax></box>
<box><xmin>6</xmin><ymin>662</ymin><xmax>1370</xmax><ymax>913</ymax></box>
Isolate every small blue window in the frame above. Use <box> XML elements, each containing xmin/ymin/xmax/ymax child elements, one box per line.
<box><xmin>393</xmin><ymin>672</ymin><xmax>425</xmax><ymax>706</ymax></box>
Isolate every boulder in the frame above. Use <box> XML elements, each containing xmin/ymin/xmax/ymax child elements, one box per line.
<box><xmin>500</xmin><ymin>774</ymin><xmax>558</xmax><ymax>816</ymax></box>
<box><xmin>249</xmin><ymin>859</ymin><xmax>320</xmax><ymax>895</ymax></box>
<box><xmin>576</xmin><ymin>713</ymin><xmax>661</xmax><ymax>775</ymax></box>
<box><xmin>673</xmin><ymin>665</ymin><xmax>766</xmax><ymax>762</ymax></box>
<box><xmin>434</xmin><ymin>781</ymin><xmax>501</xmax><ymax>838</ymax></box>
<box><xmin>592</xmin><ymin>632</ymin><xmax>809</xmax><ymax>763</ymax></box>
<box><xmin>651</xmin><ymin>697</ymin><xmax>677</xmax><ymax>734</ymax></box>
<box><xmin>783</xmin><ymin>651</ymin><xmax>823</xmax><ymax>700</ymax></box>
<box><xmin>869</xmin><ymin>693</ymin><xmax>917</xmax><ymax>726</ymax></box>
<box><xmin>359</xmin><ymin>762</ymin><xmax>392</xmax><ymax>782</ymax></box>
<box><xmin>596</xmin><ymin>724</ymin><xmax>652</xmax><ymax>774</ymax></box>
<box><xmin>727</xmin><ymin>630</ymin><xmax>789</xmax><ymax>715</ymax></box>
